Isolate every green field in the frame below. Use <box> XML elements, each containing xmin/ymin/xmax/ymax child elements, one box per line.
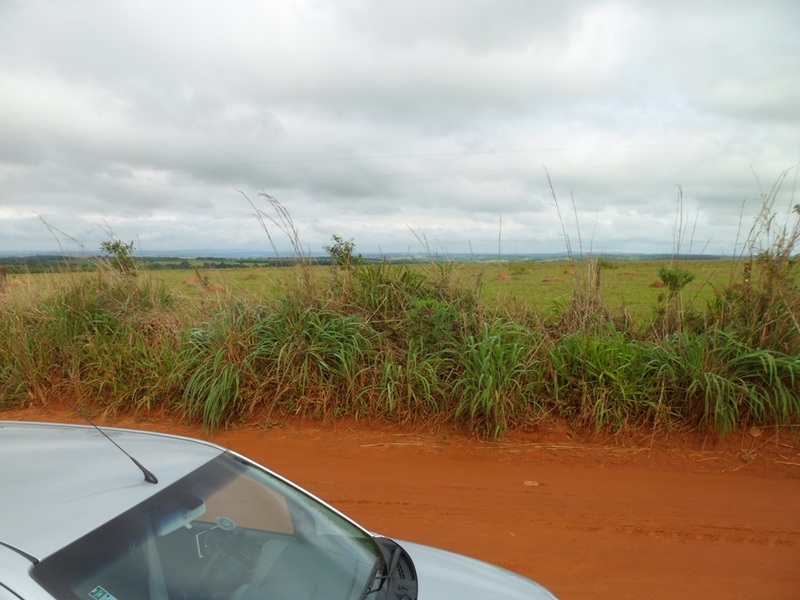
<box><xmin>6</xmin><ymin>258</ymin><xmax>733</xmax><ymax>317</ymax></box>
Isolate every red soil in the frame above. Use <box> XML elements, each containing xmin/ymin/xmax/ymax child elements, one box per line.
<box><xmin>3</xmin><ymin>404</ymin><xmax>799</xmax><ymax>599</ymax></box>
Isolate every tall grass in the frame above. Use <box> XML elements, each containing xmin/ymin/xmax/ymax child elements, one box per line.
<box><xmin>548</xmin><ymin>330</ymin><xmax>659</xmax><ymax>431</ymax></box>
<box><xmin>709</xmin><ymin>169</ymin><xmax>800</xmax><ymax>353</ymax></box>
<box><xmin>453</xmin><ymin>319</ymin><xmax>544</xmax><ymax>438</ymax></box>
<box><xmin>645</xmin><ymin>331</ymin><xmax>800</xmax><ymax>434</ymax></box>
<box><xmin>0</xmin><ymin>271</ymin><xmax>181</xmax><ymax>413</ymax></box>
<box><xmin>2</xmin><ymin>184</ymin><xmax>799</xmax><ymax>437</ymax></box>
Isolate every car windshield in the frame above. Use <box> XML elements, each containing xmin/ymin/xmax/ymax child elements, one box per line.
<box><xmin>32</xmin><ymin>452</ymin><xmax>385</xmax><ymax>600</ymax></box>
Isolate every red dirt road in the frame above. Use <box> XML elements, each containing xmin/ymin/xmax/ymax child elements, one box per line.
<box><xmin>3</xmin><ymin>406</ymin><xmax>799</xmax><ymax>599</ymax></box>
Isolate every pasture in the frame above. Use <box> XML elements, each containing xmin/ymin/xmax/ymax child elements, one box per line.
<box><xmin>40</xmin><ymin>257</ymin><xmax>735</xmax><ymax>322</ymax></box>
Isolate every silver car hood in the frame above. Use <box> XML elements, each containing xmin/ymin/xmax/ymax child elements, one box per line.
<box><xmin>0</xmin><ymin>421</ymin><xmax>224</xmax><ymax>560</ymax></box>
<box><xmin>398</xmin><ymin>540</ymin><xmax>558</xmax><ymax>600</ymax></box>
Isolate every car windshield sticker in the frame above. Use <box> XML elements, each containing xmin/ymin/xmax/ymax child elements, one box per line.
<box><xmin>89</xmin><ymin>586</ymin><xmax>118</xmax><ymax>600</ymax></box>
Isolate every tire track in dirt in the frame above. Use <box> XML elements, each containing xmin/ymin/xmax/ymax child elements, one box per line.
<box><xmin>334</xmin><ymin>497</ymin><xmax>800</xmax><ymax>547</ymax></box>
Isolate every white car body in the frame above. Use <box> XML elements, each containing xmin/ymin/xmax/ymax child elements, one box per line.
<box><xmin>0</xmin><ymin>421</ymin><xmax>557</xmax><ymax>600</ymax></box>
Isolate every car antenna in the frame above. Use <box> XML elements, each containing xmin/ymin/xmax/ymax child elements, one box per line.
<box><xmin>69</xmin><ymin>402</ymin><xmax>158</xmax><ymax>484</ymax></box>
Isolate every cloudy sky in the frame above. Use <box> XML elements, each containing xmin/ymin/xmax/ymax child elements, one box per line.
<box><xmin>1</xmin><ymin>1</ymin><xmax>798</xmax><ymax>257</ymax></box>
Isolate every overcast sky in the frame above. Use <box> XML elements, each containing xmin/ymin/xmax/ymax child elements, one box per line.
<box><xmin>1</xmin><ymin>1</ymin><xmax>798</xmax><ymax>257</ymax></box>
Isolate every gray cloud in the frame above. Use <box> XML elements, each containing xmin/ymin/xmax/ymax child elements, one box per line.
<box><xmin>1</xmin><ymin>1</ymin><xmax>798</xmax><ymax>256</ymax></box>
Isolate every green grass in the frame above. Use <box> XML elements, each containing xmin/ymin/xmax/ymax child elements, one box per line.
<box><xmin>1</xmin><ymin>256</ymin><xmax>797</xmax><ymax>438</ymax></box>
<box><xmin>475</xmin><ymin>259</ymin><xmax>734</xmax><ymax>319</ymax></box>
<box><xmin>30</xmin><ymin>258</ymin><xmax>729</xmax><ymax>321</ymax></box>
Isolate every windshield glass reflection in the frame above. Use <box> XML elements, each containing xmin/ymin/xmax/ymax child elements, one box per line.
<box><xmin>33</xmin><ymin>453</ymin><xmax>384</xmax><ymax>600</ymax></box>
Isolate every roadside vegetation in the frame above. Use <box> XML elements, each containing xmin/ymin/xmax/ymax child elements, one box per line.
<box><xmin>1</xmin><ymin>187</ymin><xmax>799</xmax><ymax>438</ymax></box>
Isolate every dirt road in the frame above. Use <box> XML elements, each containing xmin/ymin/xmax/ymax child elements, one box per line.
<box><xmin>3</xmin><ymin>406</ymin><xmax>799</xmax><ymax>599</ymax></box>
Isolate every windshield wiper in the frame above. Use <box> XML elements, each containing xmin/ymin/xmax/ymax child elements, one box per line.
<box><xmin>363</xmin><ymin>537</ymin><xmax>418</xmax><ymax>600</ymax></box>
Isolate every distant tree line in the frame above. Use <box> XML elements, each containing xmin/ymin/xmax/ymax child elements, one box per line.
<box><xmin>0</xmin><ymin>248</ymin><xmax>410</xmax><ymax>275</ymax></box>
<box><xmin>0</xmin><ymin>255</ymin><xmax>319</xmax><ymax>274</ymax></box>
